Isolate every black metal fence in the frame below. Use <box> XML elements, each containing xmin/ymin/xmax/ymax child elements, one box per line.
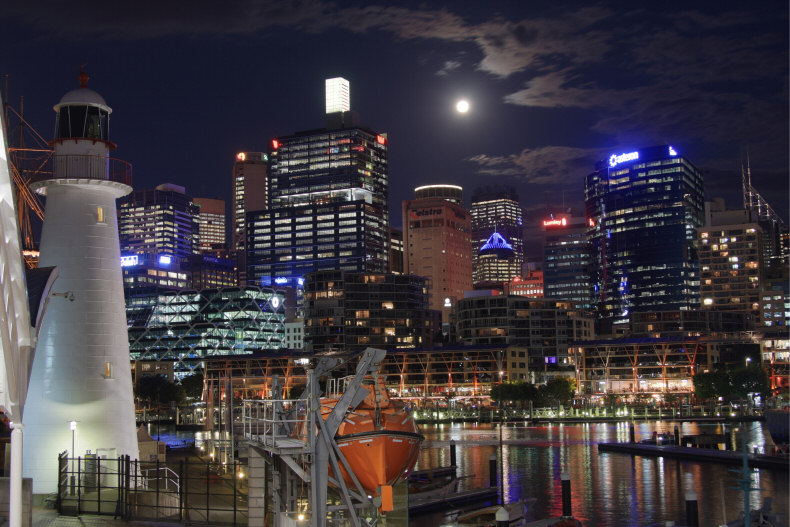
<box><xmin>56</xmin><ymin>452</ymin><xmax>248</xmax><ymax>525</ymax></box>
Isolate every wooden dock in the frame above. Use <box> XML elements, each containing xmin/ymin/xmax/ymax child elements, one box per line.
<box><xmin>408</xmin><ymin>485</ymin><xmax>499</xmax><ymax>514</ymax></box>
<box><xmin>598</xmin><ymin>442</ymin><xmax>789</xmax><ymax>471</ymax></box>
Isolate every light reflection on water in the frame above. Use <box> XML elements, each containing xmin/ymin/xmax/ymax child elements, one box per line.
<box><xmin>415</xmin><ymin>421</ymin><xmax>788</xmax><ymax>527</ymax></box>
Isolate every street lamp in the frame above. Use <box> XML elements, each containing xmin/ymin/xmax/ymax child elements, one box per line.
<box><xmin>745</xmin><ymin>357</ymin><xmax>752</xmax><ymax>367</ymax></box>
<box><xmin>69</xmin><ymin>420</ymin><xmax>77</xmax><ymax>459</ymax></box>
<box><xmin>69</xmin><ymin>420</ymin><xmax>77</xmax><ymax>495</ymax></box>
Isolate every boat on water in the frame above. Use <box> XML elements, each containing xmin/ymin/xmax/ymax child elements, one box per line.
<box><xmin>316</xmin><ymin>375</ymin><xmax>423</xmax><ymax>494</ymax></box>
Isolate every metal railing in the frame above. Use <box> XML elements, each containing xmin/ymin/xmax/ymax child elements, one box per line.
<box><xmin>28</xmin><ymin>154</ymin><xmax>133</xmax><ymax>186</ymax></box>
<box><xmin>242</xmin><ymin>398</ymin><xmax>310</xmax><ymax>447</ymax></box>
<box><xmin>56</xmin><ymin>453</ymin><xmax>248</xmax><ymax>525</ymax></box>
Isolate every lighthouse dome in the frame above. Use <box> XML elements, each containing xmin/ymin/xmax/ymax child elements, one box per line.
<box><xmin>52</xmin><ymin>72</ymin><xmax>112</xmax><ymax>142</ymax></box>
<box><xmin>55</xmin><ymin>87</ymin><xmax>111</xmax><ymax>114</ymax></box>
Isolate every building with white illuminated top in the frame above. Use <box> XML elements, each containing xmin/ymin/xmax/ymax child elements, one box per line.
<box><xmin>325</xmin><ymin>77</ymin><xmax>350</xmax><ymax>114</ymax></box>
<box><xmin>585</xmin><ymin>145</ymin><xmax>705</xmax><ymax>331</ymax></box>
<box><xmin>470</xmin><ymin>186</ymin><xmax>523</xmax><ymax>286</ymax></box>
<box><xmin>247</xmin><ymin>78</ymin><xmax>389</xmax><ymax>292</ymax></box>
<box><xmin>24</xmin><ymin>73</ymin><xmax>139</xmax><ymax>493</ymax></box>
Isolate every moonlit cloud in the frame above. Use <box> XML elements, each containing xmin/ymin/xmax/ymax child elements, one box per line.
<box><xmin>436</xmin><ymin>60</ymin><xmax>461</xmax><ymax>76</ymax></box>
<box><xmin>467</xmin><ymin>146</ymin><xmax>601</xmax><ymax>185</ymax></box>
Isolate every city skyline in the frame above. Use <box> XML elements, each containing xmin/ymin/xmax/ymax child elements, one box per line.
<box><xmin>2</xmin><ymin>1</ymin><xmax>787</xmax><ymax>256</ymax></box>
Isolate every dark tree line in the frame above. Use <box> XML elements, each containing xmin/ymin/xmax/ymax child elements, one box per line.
<box><xmin>489</xmin><ymin>377</ymin><xmax>576</xmax><ymax>407</ymax></box>
<box><xmin>134</xmin><ymin>372</ymin><xmax>204</xmax><ymax>407</ymax></box>
<box><xmin>692</xmin><ymin>364</ymin><xmax>769</xmax><ymax>402</ymax></box>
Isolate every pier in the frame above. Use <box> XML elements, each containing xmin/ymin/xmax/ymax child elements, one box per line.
<box><xmin>598</xmin><ymin>442</ymin><xmax>789</xmax><ymax>471</ymax></box>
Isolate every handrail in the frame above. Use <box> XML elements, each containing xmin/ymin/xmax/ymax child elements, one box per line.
<box><xmin>29</xmin><ymin>154</ymin><xmax>132</xmax><ymax>186</ymax></box>
<box><xmin>242</xmin><ymin>398</ymin><xmax>310</xmax><ymax>448</ymax></box>
<box><xmin>140</xmin><ymin>465</ymin><xmax>180</xmax><ymax>493</ymax></box>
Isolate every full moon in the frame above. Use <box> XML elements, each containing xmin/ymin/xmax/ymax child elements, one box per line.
<box><xmin>456</xmin><ymin>99</ymin><xmax>470</xmax><ymax>113</ymax></box>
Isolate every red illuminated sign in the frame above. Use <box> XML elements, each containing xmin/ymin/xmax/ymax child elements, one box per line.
<box><xmin>543</xmin><ymin>217</ymin><xmax>567</xmax><ymax>227</ymax></box>
<box><xmin>588</xmin><ymin>218</ymin><xmax>595</xmax><ymax>227</ymax></box>
<box><xmin>271</xmin><ymin>139</ymin><xmax>280</xmax><ymax>150</ymax></box>
<box><xmin>236</xmin><ymin>152</ymin><xmax>246</xmax><ymax>161</ymax></box>
<box><xmin>376</xmin><ymin>135</ymin><xmax>386</xmax><ymax>145</ymax></box>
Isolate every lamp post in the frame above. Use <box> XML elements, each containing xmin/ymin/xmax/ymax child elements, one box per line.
<box><xmin>69</xmin><ymin>420</ymin><xmax>77</xmax><ymax>495</ymax></box>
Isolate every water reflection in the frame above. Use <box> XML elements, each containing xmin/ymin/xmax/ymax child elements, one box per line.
<box><xmin>416</xmin><ymin>421</ymin><xmax>788</xmax><ymax>526</ymax></box>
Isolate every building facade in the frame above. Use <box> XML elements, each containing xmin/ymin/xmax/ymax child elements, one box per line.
<box><xmin>126</xmin><ymin>287</ymin><xmax>286</xmax><ymax>375</ymax></box>
<box><xmin>585</xmin><ymin>145</ymin><xmax>705</xmax><ymax>329</ymax></box>
<box><xmin>119</xmin><ymin>183</ymin><xmax>200</xmax><ymax>261</ymax></box>
<box><xmin>193</xmin><ymin>197</ymin><xmax>226</xmax><ymax>252</ymax></box>
<box><xmin>303</xmin><ymin>270</ymin><xmax>434</xmax><ymax>352</ymax></box>
<box><xmin>247</xmin><ymin>80</ymin><xmax>389</xmax><ymax>288</ymax></box>
<box><xmin>470</xmin><ymin>187</ymin><xmax>524</xmax><ymax>285</ymax></box>
<box><xmin>455</xmin><ymin>294</ymin><xmax>594</xmax><ymax>383</ymax></box>
<box><xmin>232</xmin><ymin>152</ymin><xmax>268</xmax><ymax>285</ymax></box>
<box><xmin>698</xmin><ymin>210</ymin><xmax>763</xmax><ymax>323</ymax></box>
<box><xmin>402</xmin><ymin>185</ymin><xmax>473</xmax><ymax>322</ymax></box>
<box><xmin>542</xmin><ymin>214</ymin><xmax>592</xmax><ymax>309</ymax></box>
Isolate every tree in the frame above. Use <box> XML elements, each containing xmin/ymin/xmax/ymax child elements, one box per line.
<box><xmin>730</xmin><ymin>365</ymin><xmax>770</xmax><ymax>400</ymax></box>
<box><xmin>692</xmin><ymin>369</ymin><xmax>731</xmax><ymax>401</ymax></box>
<box><xmin>180</xmin><ymin>372</ymin><xmax>204</xmax><ymax>400</ymax></box>
<box><xmin>541</xmin><ymin>377</ymin><xmax>576</xmax><ymax>406</ymax></box>
<box><xmin>135</xmin><ymin>376</ymin><xmax>185</xmax><ymax>407</ymax></box>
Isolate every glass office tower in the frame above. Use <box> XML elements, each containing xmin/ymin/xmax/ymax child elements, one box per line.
<box><xmin>247</xmin><ymin>127</ymin><xmax>389</xmax><ymax>285</ymax></box>
<box><xmin>585</xmin><ymin>145</ymin><xmax>704</xmax><ymax>328</ymax></box>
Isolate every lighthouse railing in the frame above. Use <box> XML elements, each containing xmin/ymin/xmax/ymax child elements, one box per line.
<box><xmin>31</xmin><ymin>154</ymin><xmax>133</xmax><ymax>186</ymax></box>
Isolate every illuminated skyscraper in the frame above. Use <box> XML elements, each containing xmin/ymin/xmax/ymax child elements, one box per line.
<box><xmin>470</xmin><ymin>187</ymin><xmax>523</xmax><ymax>286</ymax></box>
<box><xmin>232</xmin><ymin>151</ymin><xmax>268</xmax><ymax>284</ymax></box>
<box><xmin>247</xmin><ymin>79</ymin><xmax>389</xmax><ymax>290</ymax></box>
<box><xmin>585</xmin><ymin>145</ymin><xmax>704</xmax><ymax>330</ymax></box>
<box><xmin>542</xmin><ymin>214</ymin><xmax>593</xmax><ymax>310</ymax></box>
<box><xmin>119</xmin><ymin>183</ymin><xmax>199</xmax><ymax>261</ymax></box>
<box><xmin>193</xmin><ymin>196</ymin><xmax>226</xmax><ymax>252</ymax></box>
<box><xmin>325</xmin><ymin>77</ymin><xmax>350</xmax><ymax>114</ymax></box>
<box><xmin>403</xmin><ymin>184</ymin><xmax>472</xmax><ymax>322</ymax></box>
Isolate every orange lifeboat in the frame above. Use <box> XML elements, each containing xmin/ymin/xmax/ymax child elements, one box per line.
<box><xmin>320</xmin><ymin>377</ymin><xmax>422</xmax><ymax>494</ymax></box>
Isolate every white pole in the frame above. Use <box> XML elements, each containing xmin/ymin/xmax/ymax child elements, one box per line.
<box><xmin>9</xmin><ymin>422</ymin><xmax>23</xmax><ymax>527</ymax></box>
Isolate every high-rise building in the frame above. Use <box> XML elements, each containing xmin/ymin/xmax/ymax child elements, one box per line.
<box><xmin>585</xmin><ymin>145</ymin><xmax>705</xmax><ymax>330</ymax></box>
<box><xmin>389</xmin><ymin>227</ymin><xmax>404</xmax><ymax>274</ymax></box>
<box><xmin>470</xmin><ymin>187</ymin><xmax>523</xmax><ymax>285</ymax></box>
<box><xmin>247</xmin><ymin>79</ymin><xmax>389</xmax><ymax>288</ymax></box>
<box><xmin>119</xmin><ymin>183</ymin><xmax>200</xmax><ymax>261</ymax></box>
<box><xmin>303</xmin><ymin>270</ymin><xmax>433</xmax><ymax>352</ymax></box>
<box><xmin>232</xmin><ymin>152</ymin><xmax>268</xmax><ymax>284</ymax></box>
<box><xmin>193</xmin><ymin>197</ymin><xmax>226</xmax><ymax>252</ymax></box>
<box><xmin>403</xmin><ymin>184</ymin><xmax>472</xmax><ymax>323</ymax></box>
<box><xmin>542</xmin><ymin>214</ymin><xmax>593</xmax><ymax>310</ymax></box>
<box><xmin>698</xmin><ymin>208</ymin><xmax>763</xmax><ymax>324</ymax></box>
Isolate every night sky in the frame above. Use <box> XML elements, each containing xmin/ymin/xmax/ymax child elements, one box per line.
<box><xmin>2</xmin><ymin>1</ymin><xmax>788</xmax><ymax>257</ymax></box>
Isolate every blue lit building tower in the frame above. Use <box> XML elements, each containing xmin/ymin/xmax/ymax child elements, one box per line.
<box><xmin>585</xmin><ymin>145</ymin><xmax>705</xmax><ymax>330</ymax></box>
<box><xmin>470</xmin><ymin>186</ymin><xmax>523</xmax><ymax>286</ymax></box>
<box><xmin>247</xmin><ymin>78</ymin><xmax>389</xmax><ymax>293</ymax></box>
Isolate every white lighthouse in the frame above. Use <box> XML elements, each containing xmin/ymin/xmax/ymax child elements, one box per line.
<box><xmin>23</xmin><ymin>72</ymin><xmax>138</xmax><ymax>494</ymax></box>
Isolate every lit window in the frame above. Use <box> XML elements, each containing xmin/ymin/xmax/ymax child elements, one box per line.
<box><xmin>97</xmin><ymin>207</ymin><xmax>106</xmax><ymax>224</ymax></box>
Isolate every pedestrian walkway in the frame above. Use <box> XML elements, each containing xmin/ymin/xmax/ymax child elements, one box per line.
<box><xmin>29</xmin><ymin>506</ymin><xmax>185</xmax><ymax>527</ymax></box>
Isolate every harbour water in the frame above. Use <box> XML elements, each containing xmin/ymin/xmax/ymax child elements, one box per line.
<box><xmin>415</xmin><ymin>420</ymin><xmax>789</xmax><ymax>526</ymax></box>
<box><xmin>148</xmin><ymin>420</ymin><xmax>788</xmax><ymax>526</ymax></box>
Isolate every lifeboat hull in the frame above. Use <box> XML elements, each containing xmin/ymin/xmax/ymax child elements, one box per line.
<box><xmin>336</xmin><ymin>430</ymin><xmax>421</xmax><ymax>493</ymax></box>
<box><xmin>320</xmin><ymin>388</ymin><xmax>422</xmax><ymax>494</ymax></box>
